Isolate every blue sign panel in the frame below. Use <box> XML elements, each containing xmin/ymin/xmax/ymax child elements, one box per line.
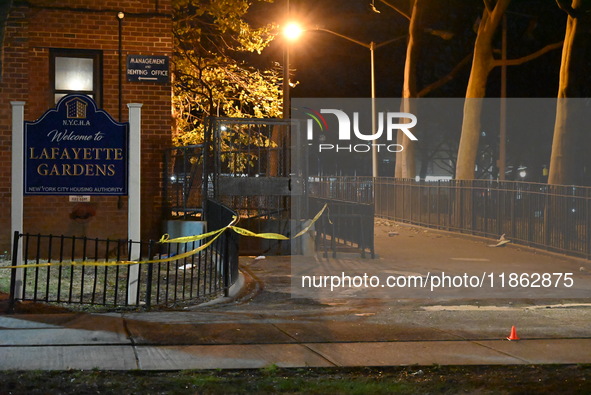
<box><xmin>24</xmin><ymin>94</ymin><xmax>129</xmax><ymax>195</ymax></box>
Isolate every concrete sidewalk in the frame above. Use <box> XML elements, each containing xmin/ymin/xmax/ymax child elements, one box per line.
<box><xmin>1</xmin><ymin>220</ymin><xmax>591</xmax><ymax>370</ymax></box>
<box><xmin>1</xmin><ymin>310</ymin><xmax>591</xmax><ymax>370</ymax></box>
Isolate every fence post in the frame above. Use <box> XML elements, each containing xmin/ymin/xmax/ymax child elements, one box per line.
<box><xmin>409</xmin><ymin>180</ymin><xmax>413</xmax><ymax>223</ymax></box>
<box><xmin>511</xmin><ymin>183</ymin><xmax>516</xmax><ymax>238</ymax></box>
<box><xmin>587</xmin><ymin>189</ymin><xmax>591</xmax><ymax>260</ymax></box>
<box><xmin>11</xmin><ymin>102</ymin><xmax>25</xmax><ymax>302</ymax></box>
<box><xmin>146</xmin><ymin>240</ymin><xmax>154</xmax><ymax>309</ymax></box>
<box><xmin>436</xmin><ymin>180</ymin><xmax>440</xmax><ymax>228</ymax></box>
<box><xmin>497</xmin><ymin>182</ymin><xmax>502</xmax><ymax>237</ymax></box>
<box><xmin>418</xmin><ymin>180</ymin><xmax>422</xmax><ymax>225</ymax></box>
<box><xmin>483</xmin><ymin>182</ymin><xmax>488</xmax><ymax>235</ymax></box>
<box><xmin>447</xmin><ymin>181</ymin><xmax>452</xmax><ymax>230</ymax></box>
<box><xmin>127</xmin><ymin>103</ymin><xmax>142</xmax><ymax>305</ymax></box>
<box><xmin>456</xmin><ymin>180</ymin><xmax>462</xmax><ymax>231</ymax></box>
<box><xmin>386</xmin><ymin>179</ymin><xmax>390</xmax><ymax>218</ymax></box>
<box><xmin>223</xmin><ymin>232</ymin><xmax>230</xmax><ymax>297</ymax></box>
<box><xmin>8</xmin><ymin>231</ymin><xmax>20</xmax><ymax>314</ymax></box>
<box><xmin>471</xmin><ymin>180</ymin><xmax>477</xmax><ymax>234</ymax></box>
<box><xmin>427</xmin><ymin>181</ymin><xmax>431</xmax><ymax>226</ymax></box>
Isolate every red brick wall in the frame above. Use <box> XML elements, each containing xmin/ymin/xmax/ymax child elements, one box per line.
<box><xmin>0</xmin><ymin>0</ymin><xmax>172</xmax><ymax>251</ymax></box>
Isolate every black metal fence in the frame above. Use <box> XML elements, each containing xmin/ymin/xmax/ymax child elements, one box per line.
<box><xmin>310</xmin><ymin>177</ymin><xmax>591</xmax><ymax>260</ymax></box>
<box><xmin>309</xmin><ymin>197</ymin><xmax>375</xmax><ymax>258</ymax></box>
<box><xmin>310</xmin><ymin>177</ymin><xmax>591</xmax><ymax>259</ymax></box>
<box><xmin>374</xmin><ymin>178</ymin><xmax>591</xmax><ymax>259</ymax></box>
<box><xmin>308</xmin><ymin>176</ymin><xmax>374</xmax><ymax>204</ymax></box>
<box><xmin>308</xmin><ymin>177</ymin><xmax>375</xmax><ymax>257</ymax></box>
<box><xmin>8</xmin><ymin>199</ymin><xmax>239</xmax><ymax>311</ymax></box>
<box><xmin>206</xmin><ymin>199</ymin><xmax>240</xmax><ymax>290</ymax></box>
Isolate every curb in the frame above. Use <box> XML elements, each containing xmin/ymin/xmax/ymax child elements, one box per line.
<box><xmin>194</xmin><ymin>271</ymin><xmax>247</xmax><ymax>308</ymax></box>
<box><xmin>193</xmin><ymin>262</ymin><xmax>263</xmax><ymax>308</ymax></box>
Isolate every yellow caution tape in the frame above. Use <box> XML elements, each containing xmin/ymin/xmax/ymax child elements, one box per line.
<box><xmin>3</xmin><ymin>229</ymin><xmax>225</xmax><ymax>269</ymax></box>
<box><xmin>118</xmin><ymin>228</ymin><xmax>225</xmax><ymax>266</ymax></box>
<box><xmin>158</xmin><ymin>226</ymin><xmax>226</xmax><ymax>244</ymax></box>
<box><xmin>229</xmin><ymin>227</ymin><xmax>289</xmax><ymax>240</ymax></box>
<box><xmin>227</xmin><ymin>202</ymin><xmax>327</xmax><ymax>240</ymax></box>
<box><xmin>295</xmin><ymin>203</ymin><xmax>327</xmax><ymax>238</ymax></box>
<box><xmin>158</xmin><ymin>215</ymin><xmax>239</xmax><ymax>244</ymax></box>
<box><xmin>0</xmin><ymin>204</ymin><xmax>327</xmax><ymax>269</ymax></box>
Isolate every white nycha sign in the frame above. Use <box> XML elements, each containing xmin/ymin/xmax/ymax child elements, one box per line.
<box><xmin>297</xmin><ymin>100</ymin><xmax>418</xmax><ymax>153</ymax></box>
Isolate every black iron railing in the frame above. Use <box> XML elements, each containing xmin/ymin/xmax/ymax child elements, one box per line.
<box><xmin>7</xmin><ymin>199</ymin><xmax>239</xmax><ymax>311</ymax></box>
<box><xmin>308</xmin><ymin>177</ymin><xmax>375</xmax><ymax>257</ymax></box>
<box><xmin>375</xmin><ymin>178</ymin><xmax>591</xmax><ymax>259</ymax></box>
<box><xmin>309</xmin><ymin>197</ymin><xmax>375</xmax><ymax>258</ymax></box>
<box><xmin>310</xmin><ymin>176</ymin><xmax>591</xmax><ymax>260</ymax></box>
<box><xmin>308</xmin><ymin>176</ymin><xmax>374</xmax><ymax>204</ymax></box>
<box><xmin>206</xmin><ymin>199</ymin><xmax>240</xmax><ymax>291</ymax></box>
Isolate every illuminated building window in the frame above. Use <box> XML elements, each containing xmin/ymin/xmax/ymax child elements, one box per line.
<box><xmin>51</xmin><ymin>49</ymin><xmax>102</xmax><ymax>104</ymax></box>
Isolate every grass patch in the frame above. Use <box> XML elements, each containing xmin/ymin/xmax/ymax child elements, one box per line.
<box><xmin>0</xmin><ymin>259</ymin><xmax>13</xmax><ymax>293</ymax></box>
<box><xmin>0</xmin><ymin>256</ymin><xmax>223</xmax><ymax>312</ymax></box>
<box><xmin>1</xmin><ymin>365</ymin><xmax>590</xmax><ymax>394</ymax></box>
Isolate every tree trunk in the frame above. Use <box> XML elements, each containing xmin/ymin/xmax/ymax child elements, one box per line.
<box><xmin>455</xmin><ymin>0</ymin><xmax>511</xmax><ymax>180</ymax></box>
<box><xmin>548</xmin><ymin>0</ymin><xmax>591</xmax><ymax>185</ymax></box>
<box><xmin>395</xmin><ymin>0</ymin><xmax>422</xmax><ymax>179</ymax></box>
<box><xmin>268</xmin><ymin>124</ymin><xmax>282</xmax><ymax>177</ymax></box>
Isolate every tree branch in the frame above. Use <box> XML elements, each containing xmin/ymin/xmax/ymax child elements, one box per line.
<box><xmin>378</xmin><ymin>0</ymin><xmax>411</xmax><ymax>20</ymax></box>
<box><xmin>493</xmin><ymin>41</ymin><xmax>563</xmax><ymax>66</ymax></box>
<box><xmin>417</xmin><ymin>53</ymin><xmax>472</xmax><ymax>97</ymax></box>
<box><xmin>556</xmin><ymin>0</ymin><xmax>578</xmax><ymax>17</ymax></box>
<box><xmin>488</xmin><ymin>0</ymin><xmax>511</xmax><ymax>29</ymax></box>
<box><xmin>483</xmin><ymin>0</ymin><xmax>495</xmax><ymax>14</ymax></box>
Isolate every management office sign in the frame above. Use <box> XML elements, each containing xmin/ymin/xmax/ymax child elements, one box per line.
<box><xmin>24</xmin><ymin>94</ymin><xmax>129</xmax><ymax>195</ymax></box>
<box><xmin>126</xmin><ymin>55</ymin><xmax>169</xmax><ymax>83</ymax></box>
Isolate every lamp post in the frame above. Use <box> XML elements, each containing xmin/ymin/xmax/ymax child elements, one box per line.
<box><xmin>282</xmin><ymin>23</ymin><xmax>302</xmax><ymax>119</ymax></box>
<box><xmin>311</xmin><ymin>28</ymin><xmax>406</xmax><ymax>178</ymax></box>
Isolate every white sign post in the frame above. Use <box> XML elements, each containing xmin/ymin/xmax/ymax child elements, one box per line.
<box><xmin>127</xmin><ymin>103</ymin><xmax>142</xmax><ymax>305</ymax></box>
<box><xmin>11</xmin><ymin>101</ymin><xmax>25</xmax><ymax>300</ymax></box>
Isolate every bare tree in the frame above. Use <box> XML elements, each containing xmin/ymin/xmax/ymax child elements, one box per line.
<box><xmin>455</xmin><ymin>0</ymin><xmax>562</xmax><ymax>180</ymax></box>
<box><xmin>395</xmin><ymin>0</ymin><xmax>422</xmax><ymax>178</ymax></box>
<box><xmin>548</xmin><ymin>0</ymin><xmax>591</xmax><ymax>185</ymax></box>
<box><xmin>382</xmin><ymin>0</ymin><xmax>467</xmax><ymax>179</ymax></box>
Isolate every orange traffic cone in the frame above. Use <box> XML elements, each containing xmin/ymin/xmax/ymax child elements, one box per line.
<box><xmin>507</xmin><ymin>326</ymin><xmax>520</xmax><ymax>341</ymax></box>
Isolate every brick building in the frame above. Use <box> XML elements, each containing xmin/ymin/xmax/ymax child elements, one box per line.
<box><xmin>0</xmin><ymin>0</ymin><xmax>173</xmax><ymax>252</ymax></box>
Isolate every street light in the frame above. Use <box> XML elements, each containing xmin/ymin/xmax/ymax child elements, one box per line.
<box><xmin>284</xmin><ymin>22</ymin><xmax>303</xmax><ymax>41</ymax></box>
<box><xmin>312</xmin><ymin>28</ymin><xmax>406</xmax><ymax>178</ymax></box>
<box><xmin>282</xmin><ymin>22</ymin><xmax>302</xmax><ymax>119</ymax></box>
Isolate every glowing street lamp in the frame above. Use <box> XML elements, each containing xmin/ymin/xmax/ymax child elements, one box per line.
<box><xmin>284</xmin><ymin>22</ymin><xmax>303</xmax><ymax>41</ymax></box>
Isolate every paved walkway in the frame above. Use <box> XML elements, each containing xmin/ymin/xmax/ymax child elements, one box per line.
<box><xmin>1</xmin><ymin>221</ymin><xmax>590</xmax><ymax>370</ymax></box>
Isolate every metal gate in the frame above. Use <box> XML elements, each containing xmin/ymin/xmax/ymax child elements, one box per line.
<box><xmin>163</xmin><ymin>117</ymin><xmax>304</xmax><ymax>255</ymax></box>
<box><xmin>162</xmin><ymin>117</ymin><xmax>373</xmax><ymax>257</ymax></box>
<box><xmin>163</xmin><ymin>144</ymin><xmax>207</xmax><ymax>220</ymax></box>
<box><xmin>208</xmin><ymin>117</ymin><xmax>301</xmax><ymax>255</ymax></box>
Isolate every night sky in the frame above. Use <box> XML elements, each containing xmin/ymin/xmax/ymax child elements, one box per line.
<box><xmin>247</xmin><ymin>0</ymin><xmax>590</xmax><ymax>181</ymax></box>
<box><xmin>255</xmin><ymin>0</ymin><xmax>574</xmax><ymax>99</ymax></box>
